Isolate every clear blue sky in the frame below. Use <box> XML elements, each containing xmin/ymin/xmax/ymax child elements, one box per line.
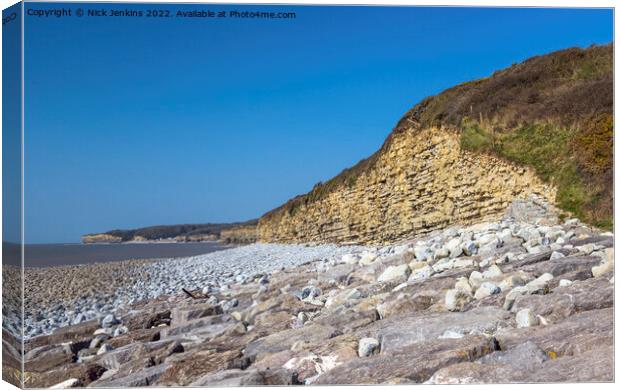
<box><xmin>22</xmin><ymin>3</ymin><xmax>612</xmax><ymax>243</ymax></box>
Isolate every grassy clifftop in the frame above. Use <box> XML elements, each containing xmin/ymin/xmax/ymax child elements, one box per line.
<box><xmin>262</xmin><ymin>44</ymin><xmax>613</xmax><ymax>229</ymax></box>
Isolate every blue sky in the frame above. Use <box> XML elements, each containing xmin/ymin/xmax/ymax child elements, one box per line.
<box><xmin>22</xmin><ymin>3</ymin><xmax>612</xmax><ymax>243</ymax></box>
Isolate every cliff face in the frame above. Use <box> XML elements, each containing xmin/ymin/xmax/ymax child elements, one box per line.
<box><xmin>219</xmin><ymin>225</ymin><xmax>258</xmax><ymax>245</ymax></box>
<box><xmin>258</xmin><ymin>126</ymin><xmax>555</xmax><ymax>245</ymax></box>
<box><xmin>81</xmin><ymin>234</ymin><xmax>123</xmax><ymax>244</ymax></box>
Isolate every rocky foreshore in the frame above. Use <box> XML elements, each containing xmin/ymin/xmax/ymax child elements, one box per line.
<box><xmin>4</xmin><ymin>198</ymin><xmax>614</xmax><ymax>386</ymax></box>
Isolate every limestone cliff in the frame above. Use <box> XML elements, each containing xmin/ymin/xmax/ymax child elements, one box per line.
<box><xmin>81</xmin><ymin>233</ymin><xmax>123</xmax><ymax>244</ymax></box>
<box><xmin>219</xmin><ymin>225</ymin><xmax>258</xmax><ymax>245</ymax></box>
<box><xmin>258</xmin><ymin>126</ymin><xmax>555</xmax><ymax>245</ymax></box>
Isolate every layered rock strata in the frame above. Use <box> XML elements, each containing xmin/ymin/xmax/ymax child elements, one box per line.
<box><xmin>259</xmin><ymin>127</ymin><xmax>556</xmax><ymax>245</ymax></box>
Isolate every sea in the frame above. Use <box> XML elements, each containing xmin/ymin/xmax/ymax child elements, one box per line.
<box><xmin>7</xmin><ymin>242</ymin><xmax>227</xmax><ymax>268</ymax></box>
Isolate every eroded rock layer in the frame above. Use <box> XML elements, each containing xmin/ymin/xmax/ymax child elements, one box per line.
<box><xmin>258</xmin><ymin>126</ymin><xmax>556</xmax><ymax>245</ymax></box>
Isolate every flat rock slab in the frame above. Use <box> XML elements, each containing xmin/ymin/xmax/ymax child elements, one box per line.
<box><xmin>520</xmin><ymin>255</ymin><xmax>599</xmax><ymax>278</ymax></box>
<box><xmin>432</xmin><ymin>342</ymin><xmax>613</xmax><ymax>383</ymax></box>
<box><xmin>154</xmin><ymin>349</ymin><xmax>243</xmax><ymax>386</ymax></box>
<box><xmin>24</xmin><ymin>344</ymin><xmax>75</xmax><ymax>373</ymax></box>
<box><xmin>89</xmin><ymin>363</ymin><xmax>171</xmax><ymax>387</ymax></box>
<box><xmin>159</xmin><ymin>315</ymin><xmax>233</xmax><ymax>339</ymax></box>
<box><xmin>244</xmin><ymin>324</ymin><xmax>340</xmax><ymax>362</ymax></box>
<box><xmin>495</xmin><ymin>307</ymin><xmax>613</xmax><ymax>357</ymax></box>
<box><xmin>189</xmin><ymin>368</ymin><xmax>294</xmax><ymax>386</ymax></box>
<box><xmin>25</xmin><ymin>320</ymin><xmax>99</xmax><ymax>352</ymax></box>
<box><xmin>170</xmin><ymin>303</ymin><xmax>222</xmax><ymax>324</ymax></box>
<box><xmin>24</xmin><ymin>363</ymin><xmax>107</xmax><ymax>388</ymax></box>
<box><xmin>511</xmin><ymin>277</ymin><xmax>614</xmax><ymax>323</ymax></box>
<box><xmin>313</xmin><ymin>335</ymin><xmax>497</xmax><ymax>384</ymax></box>
<box><xmin>357</xmin><ymin>306</ymin><xmax>512</xmax><ymax>353</ymax></box>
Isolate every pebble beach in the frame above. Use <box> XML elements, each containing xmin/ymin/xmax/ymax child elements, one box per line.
<box><xmin>16</xmin><ymin>243</ymin><xmax>366</xmax><ymax>339</ymax></box>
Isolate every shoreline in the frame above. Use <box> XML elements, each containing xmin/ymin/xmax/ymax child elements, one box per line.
<box><xmin>16</xmin><ymin>242</ymin><xmax>368</xmax><ymax>339</ymax></box>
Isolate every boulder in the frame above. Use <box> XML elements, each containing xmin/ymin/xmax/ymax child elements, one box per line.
<box><xmin>342</xmin><ymin>253</ymin><xmax>361</xmax><ymax>264</ymax></box>
<box><xmin>358</xmin><ymin>337</ymin><xmax>380</xmax><ymax>357</ymax></box>
<box><xmin>482</xmin><ymin>265</ymin><xmax>503</xmax><ymax>279</ymax></box>
<box><xmin>524</xmin><ymin>273</ymin><xmax>553</xmax><ymax>294</ymax></box>
<box><xmin>468</xmin><ymin>271</ymin><xmax>484</xmax><ymax>289</ymax></box>
<box><xmin>474</xmin><ymin>282</ymin><xmax>500</xmax><ymax>300</ymax></box>
<box><xmin>515</xmin><ymin>309</ymin><xmax>538</xmax><ymax>328</ymax></box>
<box><xmin>445</xmin><ymin>289</ymin><xmax>473</xmax><ymax>312</ymax></box>
<box><xmin>408</xmin><ymin>263</ymin><xmax>434</xmax><ymax>282</ymax></box>
<box><xmin>377</xmin><ymin>264</ymin><xmax>411</xmax><ymax>283</ymax></box>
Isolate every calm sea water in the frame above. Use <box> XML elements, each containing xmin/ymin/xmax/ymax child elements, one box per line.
<box><xmin>18</xmin><ymin>242</ymin><xmax>226</xmax><ymax>268</ymax></box>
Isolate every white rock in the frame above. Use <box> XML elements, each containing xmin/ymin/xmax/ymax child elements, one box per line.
<box><xmin>545</xmin><ymin>230</ymin><xmax>565</xmax><ymax>241</ymax></box>
<box><xmin>477</xmin><ymin>233</ymin><xmax>498</xmax><ymax>246</ymax></box>
<box><xmin>592</xmin><ymin>249</ymin><xmax>614</xmax><ymax>278</ymax></box>
<box><xmin>469</xmin><ymin>271</ymin><xmax>484</xmax><ymax>290</ymax></box>
<box><xmin>113</xmin><ymin>326</ymin><xmax>128</xmax><ymax>337</ymax></box>
<box><xmin>454</xmin><ymin>277</ymin><xmax>473</xmax><ymax>294</ymax></box>
<box><xmin>525</xmin><ymin>273</ymin><xmax>553</xmax><ymax>294</ymax></box>
<box><xmin>358</xmin><ymin>337</ymin><xmax>380</xmax><ymax>357</ymax></box>
<box><xmin>414</xmin><ymin>246</ymin><xmax>432</xmax><ymax>261</ymax></box>
<box><xmin>498</xmin><ymin>229</ymin><xmax>513</xmax><ymax>242</ymax></box>
<box><xmin>100</xmin><ymin>314</ymin><xmax>118</xmax><ymax>328</ymax></box>
<box><xmin>503</xmin><ymin>286</ymin><xmax>529</xmax><ymax>310</ymax></box>
<box><xmin>461</xmin><ymin>241</ymin><xmax>478</xmax><ymax>256</ymax></box>
<box><xmin>443</xmin><ymin>228</ymin><xmax>459</xmax><ymax>238</ymax></box>
<box><xmin>359</xmin><ymin>252</ymin><xmax>378</xmax><ymax>266</ymax></box>
<box><xmin>409</xmin><ymin>263</ymin><xmax>434</xmax><ymax>281</ymax></box>
<box><xmin>549</xmin><ymin>251</ymin><xmax>565</xmax><ymax>260</ymax></box>
<box><xmin>438</xmin><ymin>330</ymin><xmax>464</xmax><ymax>339</ymax></box>
<box><xmin>498</xmin><ymin>274</ymin><xmax>525</xmax><ymax>291</ymax></box>
<box><xmin>558</xmin><ymin>279</ymin><xmax>573</xmax><ymax>287</ymax></box>
<box><xmin>392</xmin><ymin>282</ymin><xmax>408</xmax><ymax>292</ymax></box>
<box><xmin>445</xmin><ymin>238</ymin><xmax>463</xmax><ymax>258</ymax></box>
<box><xmin>433</xmin><ymin>247</ymin><xmax>450</xmax><ymax>260</ymax></box>
<box><xmin>97</xmin><ymin>344</ymin><xmax>113</xmax><ymax>355</ymax></box>
<box><xmin>526</xmin><ymin>246</ymin><xmax>543</xmax><ymax>255</ymax></box>
<box><xmin>482</xmin><ymin>264</ymin><xmax>503</xmax><ymax>279</ymax></box>
<box><xmin>49</xmin><ymin>378</ymin><xmax>81</xmax><ymax>389</ymax></box>
<box><xmin>517</xmin><ymin>227</ymin><xmax>541</xmax><ymax>242</ymax></box>
<box><xmin>378</xmin><ymin>264</ymin><xmax>411</xmax><ymax>282</ymax></box>
<box><xmin>93</xmin><ymin>328</ymin><xmax>111</xmax><ymax>336</ymax></box>
<box><xmin>549</xmin><ymin>243</ymin><xmax>563</xmax><ymax>251</ymax></box>
<box><xmin>516</xmin><ymin>308</ymin><xmax>539</xmax><ymax>328</ymax></box>
<box><xmin>445</xmin><ymin>289</ymin><xmax>473</xmax><ymax>312</ymax></box>
<box><xmin>432</xmin><ymin>258</ymin><xmax>455</xmax><ymax>273</ymax></box>
<box><xmin>576</xmin><ymin>244</ymin><xmax>595</xmax><ymax>255</ymax></box>
<box><xmin>342</xmin><ymin>254</ymin><xmax>361</xmax><ymax>265</ymax></box>
<box><xmin>474</xmin><ymin>282</ymin><xmax>500</xmax><ymax>300</ymax></box>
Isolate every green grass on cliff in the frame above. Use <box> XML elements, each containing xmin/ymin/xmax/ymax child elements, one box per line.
<box><xmin>459</xmin><ymin>117</ymin><xmax>613</xmax><ymax>230</ymax></box>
